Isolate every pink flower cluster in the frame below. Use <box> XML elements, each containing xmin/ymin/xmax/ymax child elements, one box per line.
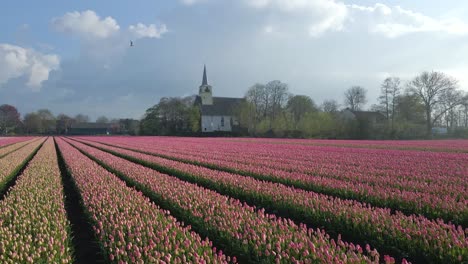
<box><xmin>0</xmin><ymin>138</ymin><xmax>45</xmax><ymax>191</ymax></box>
<box><xmin>0</xmin><ymin>138</ymin><xmax>73</xmax><ymax>263</ymax></box>
<box><xmin>0</xmin><ymin>138</ymin><xmax>36</xmax><ymax>158</ymax></box>
<box><xmin>82</xmin><ymin>136</ymin><xmax>467</xmax><ymax>225</ymax></box>
<box><xmin>0</xmin><ymin>137</ymin><xmax>34</xmax><ymax>149</ymax></box>
<box><xmin>73</xmin><ymin>137</ymin><xmax>467</xmax><ymax>263</ymax></box>
<box><xmin>220</xmin><ymin>138</ymin><xmax>468</xmax><ymax>152</ymax></box>
<box><xmin>56</xmin><ymin>138</ymin><xmax>231</xmax><ymax>263</ymax></box>
<box><xmin>66</xmin><ymin>138</ymin><xmax>389</xmax><ymax>264</ymax></box>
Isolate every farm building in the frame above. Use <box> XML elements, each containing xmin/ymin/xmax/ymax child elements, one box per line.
<box><xmin>341</xmin><ymin>108</ymin><xmax>386</xmax><ymax>125</ymax></box>
<box><xmin>68</xmin><ymin>122</ymin><xmax>110</xmax><ymax>135</ymax></box>
<box><xmin>194</xmin><ymin>65</ymin><xmax>244</xmax><ymax>133</ymax></box>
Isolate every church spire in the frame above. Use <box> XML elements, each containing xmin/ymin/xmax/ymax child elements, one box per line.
<box><xmin>202</xmin><ymin>64</ymin><xmax>208</xmax><ymax>86</ymax></box>
<box><xmin>199</xmin><ymin>64</ymin><xmax>213</xmax><ymax>105</ymax></box>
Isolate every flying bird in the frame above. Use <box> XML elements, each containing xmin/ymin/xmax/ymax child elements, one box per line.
<box><xmin>130</xmin><ymin>40</ymin><xmax>134</xmax><ymax>47</ymax></box>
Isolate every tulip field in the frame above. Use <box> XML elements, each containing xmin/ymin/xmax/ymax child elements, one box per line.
<box><xmin>0</xmin><ymin>136</ymin><xmax>466</xmax><ymax>263</ymax></box>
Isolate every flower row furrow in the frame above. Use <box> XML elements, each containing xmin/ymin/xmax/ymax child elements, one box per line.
<box><xmin>65</xmin><ymin>137</ymin><xmax>395</xmax><ymax>264</ymax></box>
<box><xmin>0</xmin><ymin>137</ymin><xmax>33</xmax><ymax>149</ymax></box>
<box><xmin>0</xmin><ymin>138</ymin><xmax>36</xmax><ymax>158</ymax></box>
<box><xmin>82</xmin><ymin>136</ymin><xmax>467</xmax><ymax>181</ymax></box>
<box><xmin>221</xmin><ymin>138</ymin><xmax>468</xmax><ymax>152</ymax></box>
<box><xmin>71</xmin><ymin>137</ymin><xmax>467</xmax><ymax>263</ymax></box>
<box><xmin>0</xmin><ymin>138</ymin><xmax>73</xmax><ymax>264</ymax></box>
<box><xmin>56</xmin><ymin>137</ymin><xmax>231</xmax><ymax>264</ymax></box>
<box><xmin>80</xmin><ymin>138</ymin><xmax>468</xmax><ymax>227</ymax></box>
<box><xmin>111</xmin><ymin>141</ymin><xmax>466</xmax><ymax>197</ymax></box>
<box><xmin>98</xmin><ymin>137</ymin><xmax>468</xmax><ymax>191</ymax></box>
<box><xmin>0</xmin><ymin>138</ymin><xmax>45</xmax><ymax>193</ymax></box>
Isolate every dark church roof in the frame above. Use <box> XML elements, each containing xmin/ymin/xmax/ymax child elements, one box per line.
<box><xmin>196</xmin><ymin>96</ymin><xmax>244</xmax><ymax>116</ymax></box>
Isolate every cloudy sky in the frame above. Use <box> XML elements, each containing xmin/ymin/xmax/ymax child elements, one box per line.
<box><xmin>1</xmin><ymin>0</ymin><xmax>468</xmax><ymax>120</ymax></box>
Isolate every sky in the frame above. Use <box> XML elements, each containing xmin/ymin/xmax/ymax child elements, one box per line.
<box><xmin>1</xmin><ymin>0</ymin><xmax>468</xmax><ymax>120</ymax></box>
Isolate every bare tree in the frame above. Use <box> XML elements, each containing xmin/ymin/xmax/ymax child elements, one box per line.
<box><xmin>321</xmin><ymin>99</ymin><xmax>339</xmax><ymax>113</ymax></box>
<box><xmin>407</xmin><ymin>71</ymin><xmax>461</xmax><ymax>135</ymax></box>
<box><xmin>379</xmin><ymin>77</ymin><xmax>401</xmax><ymax>130</ymax></box>
<box><xmin>23</xmin><ymin>112</ymin><xmax>42</xmax><ymax>134</ymax></box>
<box><xmin>437</xmin><ymin>88</ymin><xmax>463</xmax><ymax>130</ymax></box>
<box><xmin>245</xmin><ymin>83</ymin><xmax>267</xmax><ymax>124</ymax></box>
<box><xmin>266</xmin><ymin>80</ymin><xmax>289</xmax><ymax>125</ymax></box>
<box><xmin>461</xmin><ymin>94</ymin><xmax>468</xmax><ymax>127</ymax></box>
<box><xmin>344</xmin><ymin>86</ymin><xmax>367</xmax><ymax>111</ymax></box>
<box><xmin>0</xmin><ymin>104</ymin><xmax>21</xmax><ymax>134</ymax></box>
<box><xmin>56</xmin><ymin>114</ymin><xmax>75</xmax><ymax>134</ymax></box>
<box><xmin>243</xmin><ymin>81</ymin><xmax>289</xmax><ymax>131</ymax></box>
<box><xmin>37</xmin><ymin>109</ymin><xmax>56</xmax><ymax>134</ymax></box>
<box><xmin>394</xmin><ymin>93</ymin><xmax>425</xmax><ymax>123</ymax></box>
<box><xmin>74</xmin><ymin>114</ymin><xmax>90</xmax><ymax>123</ymax></box>
<box><xmin>96</xmin><ymin>116</ymin><xmax>110</xmax><ymax>123</ymax></box>
<box><xmin>287</xmin><ymin>95</ymin><xmax>317</xmax><ymax>128</ymax></box>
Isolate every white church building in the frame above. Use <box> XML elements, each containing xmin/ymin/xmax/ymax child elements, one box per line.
<box><xmin>195</xmin><ymin>65</ymin><xmax>244</xmax><ymax>133</ymax></box>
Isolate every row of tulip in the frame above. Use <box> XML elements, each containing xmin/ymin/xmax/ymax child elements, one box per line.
<box><xmin>220</xmin><ymin>138</ymin><xmax>468</xmax><ymax>152</ymax></box>
<box><xmin>112</xmin><ymin>141</ymin><xmax>465</xmax><ymax>198</ymax></box>
<box><xmin>140</xmin><ymin>146</ymin><xmax>466</xmax><ymax>207</ymax></box>
<box><xmin>55</xmin><ymin>138</ymin><xmax>232</xmax><ymax>263</ymax></box>
<box><xmin>0</xmin><ymin>138</ymin><xmax>35</xmax><ymax>158</ymax></box>
<box><xmin>70</xmin><ymin>138</ymin><xmax>467</xmax><ymax>263</ymax></box>
<box><xmin>0</xmin><ymin>137</ymin><xmax>33</xmax><ymax>149</ymax></box>
<box><xmin>64</xmin><ymin>138</ymin><xmax>395</xmax><ymax>264</ymax></box>
<box><xmin>100</xmin><ymin>136</ymin><xmax>467</xmax><ymax>179</ymax></box>
<box><xmin>0</xmin><ymin>138</ymin><xmax>73</xmax><ymax>263</ymax></box>
<box><xmin>86</xmin><ymin>136</ymin><xmax>466</xmax><ymax>188</ymax></box>
<box><xmin>0</xmin><ymin>138</ymin><xmax>45</xmax><ymax>195</ymax></box>
<box><xmin>80</xmin><ymin>137</ymin><xmax>468</xmax><ymax>226</ymax></box>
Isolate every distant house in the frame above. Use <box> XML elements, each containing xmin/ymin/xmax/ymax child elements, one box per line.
<box><xmin>194</xmin><ymin>65</ymin><xmax>244</xmax><ymax>132</ymax></box>
<box><xmin>340</xmin><ymin>108</ymin><xmax>387</xmax><ymax>138</ymax></box>
<box><xmin>432</xmin><ymin>127</ymin><xmax>448</xmax><ymax>135</ymax></box>
<box><xmin>68</xmin><ymin>123</ymin><xmax>110</xmax><ymax>135</ymax></box>
<box><xmin>341</xmin><ymin>108</ymin><xmax>386</xmax><ymax>125</ymax></box>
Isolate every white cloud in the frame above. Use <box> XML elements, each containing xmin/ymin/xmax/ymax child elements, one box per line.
<box><xmin>441</xmin><ymin>68</ymin><xmax>468</xmax><ymax>90</ymax></box>
<box><xmin>264</xmin><ymin>25</ymin><xmax>274</xmax><ymax>34</ymax></box>
<box><xmin>53</xmin><ymin>10</ymin><xmax>169</xmax><ymax>42</ymax></box>
<box><xmin>52</xmin><ymin>10</ymin><xmax>120</xmax><ymax>39</ymax></box>
<box><xmin>51</xmin><ymin>10</ymin><xmax>168</xmax><ymax>68</ymax></box>
<box><xmin>0</xmin><ymin>44</ymin><xmax>59</xmax><ymax>90</ymax></box>
<box><xmin>129</xmin><ymin>23</ymin><xmax>168</xmax><ymax>39</ymax></box>
<box><xmin>246</xmin><ymin>0</ymin><xmax>349</xmax><ymax>37</ymax></box>
<box><xmin>246</xmin><ymin>1</ymin><xmax>468</xmax><ymax>38</ymax></box>
<box><xmin>350</xmin><ymin>4</ymin><xmax>468</xmax><ymax>38</ymax></box>
<box><xmin>180</xmin><ymin>0</ymin><xmax>208</xmax><ymax>5</ymax></box>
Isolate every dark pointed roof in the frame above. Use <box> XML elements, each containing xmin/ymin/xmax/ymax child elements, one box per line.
<box><xmin>202</xmin><ymin>64</ymin><xmax>208</xmax><ymax>86</ymax></box>
<box><xmin>195</xmin><ymin>96</ymin><xmax>245</xmax><ymax>116</ymax></box>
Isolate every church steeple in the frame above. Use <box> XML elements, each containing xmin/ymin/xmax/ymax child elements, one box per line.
<box><xmin>199</xmin><ymin>64</ymin><xmax>213</xmax><ymax>105</ymax></box>
<box><xmin>202</xmin><ymin>64</ymin><xmax>208</xmax><ymax>85</ymax></box>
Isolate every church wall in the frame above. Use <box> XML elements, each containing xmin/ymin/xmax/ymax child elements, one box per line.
<box><xmin>201</xmin><ymin>115</ymin><xmax>233</xmax><ymax>132</ymax></box>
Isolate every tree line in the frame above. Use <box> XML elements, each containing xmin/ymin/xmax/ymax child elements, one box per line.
<box><xmin>0</xmin><ymin>108</ymin><xmax>139</xmax><ymax>135</ymax></box>
<box><xmin>2</xmin><ymin>70</ymin><xmax>467</xmax><ymax>139</ymax></box>
<box><xmin>140</xmin><ymin>96</ymin><xmax>200</xmax><ymax>135</ymax></box>
<box><xmin>140</xmin><ymin>71</ymin><xmax>468</xmax><ymax>139</ymax></box>
<box><xmin>241</xmin><ymin>71</ymin><xmax>467</xmax><ymax>138</ymax></box>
